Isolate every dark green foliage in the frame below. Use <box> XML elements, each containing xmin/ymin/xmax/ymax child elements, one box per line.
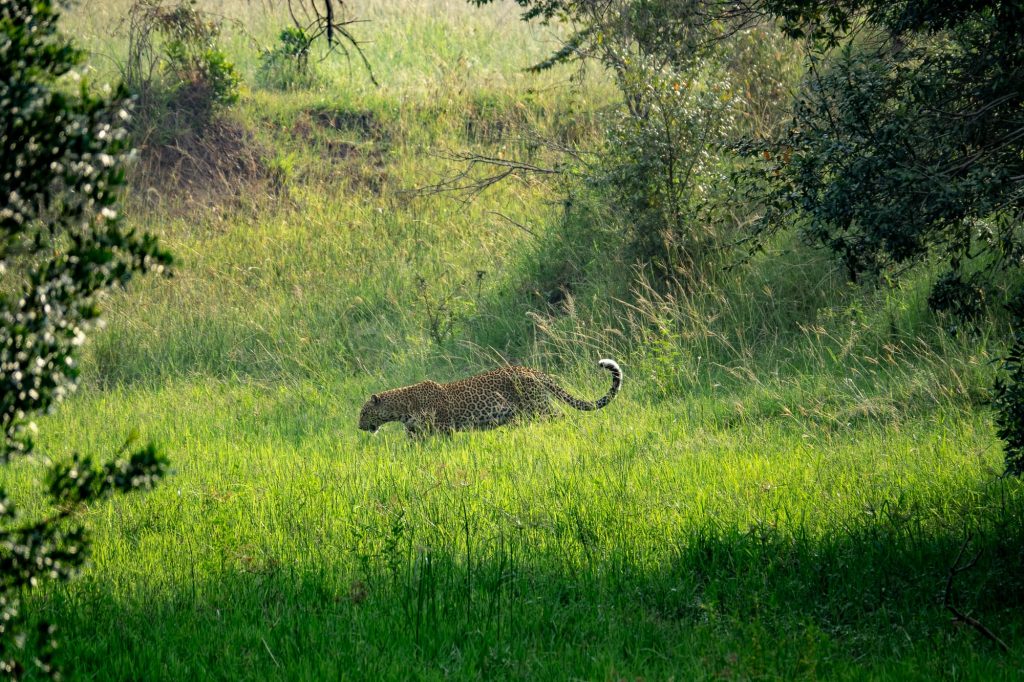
<box><xmin>1</xmin><ymin>0</ymin><xmax>170</xmax><ymax>676</ymax></box>
<box><xmin>995</xmin><ymin>296</ymin><xmax>1024</xmax><ymax>477</ymax></box>
<box><xmin>762</xmin><ymin>0</ymin><xmax>1019</xmax><ymax>45</ymax></box>
<box><xmin>743</xmin><ymin>1</ymin><xmax>1023</xmax><ymax>282</ymax></box>
<box><xmin>927</xmin><ymin>271</ymin><xmax>987</xmax><ymax>332</ymax></box>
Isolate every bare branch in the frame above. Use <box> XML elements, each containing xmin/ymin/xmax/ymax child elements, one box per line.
<box><xmin>408</xmin><ymin>150</ymin><xmax>563</xmax><ymax>199</ymax></box>
<box><xmin>487</xmin><ymin>210</ymin><xmax>540</xmax><ymax>239</ymax></box>
<box><xmin>943</xmin><ymin>534</ymin><xmax>1010</xmax><ymax>653</ymax></box>
<box><xmin>285</xmin><ymin>0</ymin><xmax>378</xmax><ymax>86</ymax></box>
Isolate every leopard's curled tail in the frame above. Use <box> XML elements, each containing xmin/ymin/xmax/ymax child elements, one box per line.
<box><xmin>542</xmin><ymin>358</ymin><xmax>622</xmax><ymax>411</ymax></box>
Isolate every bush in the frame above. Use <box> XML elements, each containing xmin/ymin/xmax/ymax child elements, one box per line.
<box><xmin>0</xmin><ymin>0</ymin><xmax>171</xmax><ymax>675</ymax></box>
<box><xmin>123</xmin><ymin>0</ymin><xmax>240</xmax><ymax>141</ymax></box>
<box><xmin>741</xmin><ymin>3</ymin><xmax>1023</xmax><ymax>285</ymax></box>
<box><xmin>598</xmin><ymin>51</ymin><xmax>735</xmax><ymax>278</ymax></box>
<box><xmin>257</xmin><ymin>27</ymin><xmax>322</xmax><ymax>90</ymax></box>
<box><xmin>927</xmin><ymin>271</ymin><xmax>987</xmax><ymax>333</ymax></box>
<box><xmin>994</xmin><ymin>297</ymin><xmax>1024</xmax><ymax>477</ymax></box>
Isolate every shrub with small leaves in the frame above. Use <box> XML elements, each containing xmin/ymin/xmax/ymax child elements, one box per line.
<box><xmin>123</xmin><ymin>0</ymin><xmax>240</xmax><ymax>140</ymax></box>
<box><xmin>257</xmin><ymin>27</ymin><xmax>321</xmax><ymax>91</ymax></box>
<box><xmin>1</xmin><ymin>0</ymin><xmax>172</xmax><ymax>676</ymax></box>
<box><xmin>599</xmin><ymin>51</ymin><xmax>735</xmax><ymax>276</ymax></box>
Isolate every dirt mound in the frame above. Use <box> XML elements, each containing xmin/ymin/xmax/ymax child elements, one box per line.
<box><xmin>287</xmin><ymin>107</ymin><xmax>390</xmax><ymax>195</ymax></box>
<box><xmin>131</xmin><ymin>118</ymin><xmax>280</xmax><ymax>211</ymax></box>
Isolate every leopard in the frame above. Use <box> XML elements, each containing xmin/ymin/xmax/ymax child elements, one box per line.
<box><xmin>358</xmin><ymin>359</ymin><xmax>622</xmax><ymax>437</ymax></box>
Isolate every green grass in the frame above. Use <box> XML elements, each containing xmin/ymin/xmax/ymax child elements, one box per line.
<box><xmin>6</xmin><ymin>0</ymin><xmax>1023</xmax><ymax>679</ymax></box>
<box><xmin>17</xmin><ymin>376</ymin><xmax>1023</xmax><ymax>679</ymax></box>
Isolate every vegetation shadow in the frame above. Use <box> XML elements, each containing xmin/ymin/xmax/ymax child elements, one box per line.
<box><xmin>34</xmin><ymin>484</ymin><xmax>1024</xmax><ymax>680</ymax></box>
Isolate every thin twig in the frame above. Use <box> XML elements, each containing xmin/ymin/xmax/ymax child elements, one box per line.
<box><xmin>487</xmin><ymin>210</ymin><xmax>539</xmax><ymax>239</ymax></box>
<box><xmin>408</xmin><ymin>150</ymin><xmax>562</xmax><ymax>199</ymax></box>
<box><xmin>943</xmin><ymin>534</ymin><xmax>1010</xmax><ymax>653</ymax></box>
<box><xmin>284</xmin><ymin>0</ymin><xmax>378</xmax><ymax>86</ymax></box>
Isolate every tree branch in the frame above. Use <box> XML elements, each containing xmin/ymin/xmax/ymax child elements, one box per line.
<box><xmin>408</xmin><ymin>150</ymin><xmax>563</xmax><ymax>199</ymax></box>
<box><xmin>943</xmin><ymin>534</ymin><xmax>1010</xmax><ymax>653</ymax></box>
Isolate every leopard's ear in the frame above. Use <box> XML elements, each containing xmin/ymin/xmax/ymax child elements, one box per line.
<box><xmin>371</xmin><ymin>394</ymin><xmax>381</xmax><ymax>405</ymax></box>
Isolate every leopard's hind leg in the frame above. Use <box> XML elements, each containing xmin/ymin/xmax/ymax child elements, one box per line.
<box><xmin>493</xmin><ymin>393</ymin><xmax>520</xmax><ymax>427</ymax></box>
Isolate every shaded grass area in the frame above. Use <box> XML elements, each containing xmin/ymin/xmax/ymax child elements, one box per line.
<box><xmin>41</xmin><ymin>530</ymin><xmax>1024</xmax><ymax>680</ymax></box>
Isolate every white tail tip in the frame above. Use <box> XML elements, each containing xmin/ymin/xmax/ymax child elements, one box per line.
<box><xmin>598</xmin><ymin>358</ymin><xmax>620</xmax><ymax>372</ymax></box>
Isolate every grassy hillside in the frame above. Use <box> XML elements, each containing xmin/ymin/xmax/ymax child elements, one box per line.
<box><xmin>4</xmin><ymin>0</ymin><xmax>1022</xmax><ymax>679</ymax></box>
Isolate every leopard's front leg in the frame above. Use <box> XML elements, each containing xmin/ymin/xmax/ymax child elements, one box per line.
<box><xmin>403</xmin><ymin>409</ymin><xmax>454</xmax><ymax>438</ymax></box>
<box><xmin>403</xmin><ymin>412</ymin><xmax>430</xmax><ymax>439</ymax></box>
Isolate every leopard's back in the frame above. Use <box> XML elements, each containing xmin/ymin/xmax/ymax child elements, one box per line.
<box><xmin>441</xmin><ymin>366</ymin><xmax>550</xmax><ymax>430</ymax></box>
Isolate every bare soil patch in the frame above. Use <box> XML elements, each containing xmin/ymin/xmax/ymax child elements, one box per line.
<box><xmin>131</xmin><ymin>118</ymin><xmax>280</xmax><ymax>211</ymax></box>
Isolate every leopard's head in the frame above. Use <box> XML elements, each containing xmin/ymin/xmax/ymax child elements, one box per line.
<box><xmin>358</xmin><ymin>393</ymin><xmax>392</xmax><ymax>433</ymax></box>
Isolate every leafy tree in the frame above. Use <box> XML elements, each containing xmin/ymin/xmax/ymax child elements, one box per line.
<box><xmin>737</xmin><ymin>0</ymin><xmax>1023</xmax><ymax>476</ymax></box>
<box><xmin>1</xmin><ymin>0</ymin><xmax>172</xmax><ymax>676</ymax></box>
<box><xmin>466</xmin><ymin>2</ymin><xmax>766</xmax><ymax>275</ymax></box>
<box><xmin>477</xmin><ymin>1</ymin><xmax>1022</xmax><ymax>287</ymax></box>
<box><xmin>744</xmin><ymin>0</ymin><xmax>1023</xmax><ymax>284</ymax></box>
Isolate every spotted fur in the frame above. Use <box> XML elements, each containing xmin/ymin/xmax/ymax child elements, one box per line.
<box><xmin>358</xmin><ymin>359</ymin><xmax>622</xmax><ymax>437</ymax></box>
